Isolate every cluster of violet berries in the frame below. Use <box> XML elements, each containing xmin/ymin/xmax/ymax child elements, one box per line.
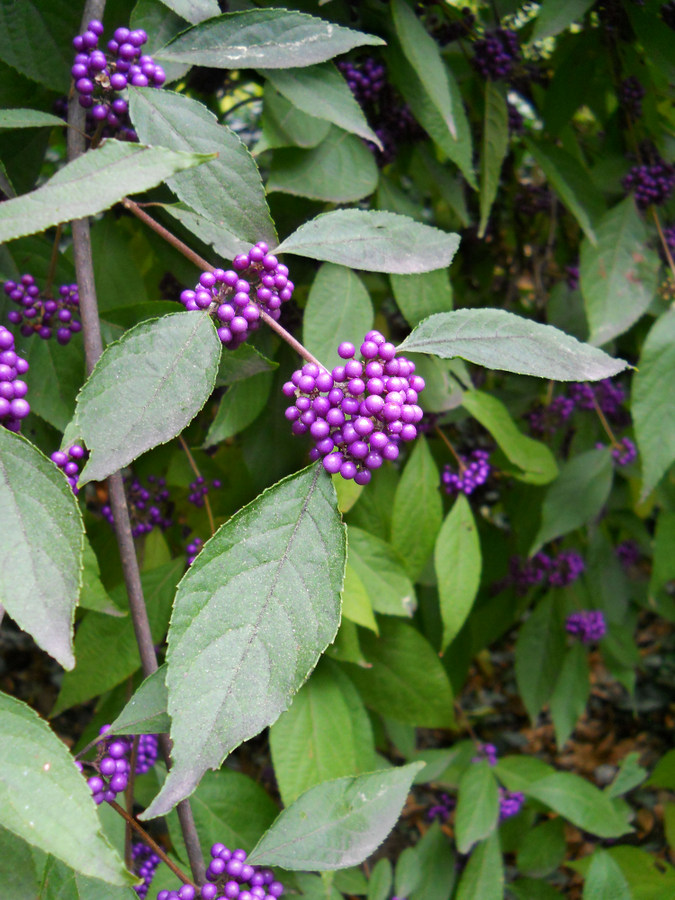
<box><xmin>506</xmin><ymin>549</ymin><xmax>585</xmax><ymax>595</ymax></box>
<box><xmin>80</xmin><ymin>726</ymin><xmax>159</xmax><ymax>805</ymax></box>
<box><xmin>4</xmin><ymin>275</ymin><xmax>82</xmax><ymax>344</ymax></box>
<box><xmin>72</xmin><ymin>20</ymin><xmax>165</xmax><ymax>132</ymax></box>
<box><xmin>527</xmin><ymin>378</ymin><xmax>626</xmax><ymax>436</ymax></box>
<box><xmin>160</xmin><ymin>844</ymin><xmax>284</xmax><ymax>900</ymax></box>
<box><xmin>426</xmin><ymin>792</ymin><xmax>454</xmax><ymax>823</ymax></box>
<box><xmin>131</xmin><ymin>841</ymin><xmax>161</xmax><ymax>899</ymax></box>
<box><xmin>0</xmin><ymin>326</ymin><xmax>30</xmax><ymax>433</ymax></box>
<box><xmin>616</xmin><ymin>539</ymin><xmax>642</xmax><ymax>569</ymax></box>
<box><xmin>180</xmin><ymin>243</ymin><xmax>293</xmax><ymax>349</ymax></box>
<box><xmin>618</xmin><ymin>76</ymin><xmax>646</xmax><ymax>119</ymax></box>
<box><xmin>337</xmin><ymin>57</ymin><xmax>386</xmax><ymax>105</ymax></box>
<box><xmin>188</xmin><ymin>476</ymin><xmax>222</xmax><ymax>508</ymax></box>
<box><xmin>101</xmin><ymin>473</ymin><xmax>173</xmax><ymax>537</ymax></box>
<box><xmin>596</xmin><ymin>436</ymin><xmax>637</xmax><ymax>467</ymax></box>
<box><xmin>186</xmin><ymin>536</ymin><xmax>203</xmax><ymax>566</ymax></box>
<box><xmin>51</xmin><ymin>444</ymin><xmax>87</xmax><ymax>494</ymax></box>
<box><xmin>499</xmin><ymin>788</ymin><xmax>526</xmax><ymax>821</ymax></box>
<box><xmin>622</xmin><ymin>154</ymin><xmax>675</xmax><ymax>210</ymax></box>
<box><xmin>565</xmin><ymin>610</ymin><xmax>607</xmax><ymax>644</ymax></box>
<box><xmin>472</xmin><ymin>28</ymin><xmax>520</xmax><ymax>81</ymax></box>
<box><xmin>283</xmin><ymin>332</ymin><xmax>425</xmax><ymax>485</ymax></box>
<box><xmin>441</xmin><ymin>449</ymin><xmax>491</xmax><ymax>496</ymax></box>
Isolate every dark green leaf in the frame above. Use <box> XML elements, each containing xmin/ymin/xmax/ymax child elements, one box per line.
<box><xmin>408</xmin><ymin>354</ymin><xmax>466</xmax><ymax>413</ymax></box>
<box><xmin>495</xmin><ymin>757</ymin><xmax>555</xmax><ymax>794</ymax></box>
<box><xmin>479</xmin><ymin>83</ymin><xmax>509</xmax><ymax>238</ymax></box>
<box><xmin>646</xmin><ymin>750</ymin><xmax>675</xmax><ymax>790</ymax></box>
<box><xmin>270</xmin><ymin>658</ymin><xmax>376</xmax><ymax>805</ymax></box>
<box><xmin>0</xmin><ymin>692</ymin><xmax>132</xmax><ymax>885</ymax></box>
<box><xmin>144</xmin><ymin>464</ymin><xmax>345</xmax><ymax>818</ymax></box>
<box><xmin>0</xmin><ymin>109</ymin><xmax>65</xmax><ymax>129</ymax></box>
<box><xmin>580</xmin><ymin>197</ymin><xmax>659</xmax><ymax>346</ymax></box>
<box><xmin>524</xmin><ymin>773</ymin><xmax>631</xmax><ymax>838</ymax></box>
<box><xmin>79</xmin><ymin>540</ymin><xmax>120</xmax><ymax>616</ymax></box>
<box><xmin>0</xmin><ymin>825</ymin><xmax>40</xmax><ymax>900</ymax></box>
<box><xmin>391</xmin><ymin>437</ymin><xmax>443</xmax><ymax>582</ymax></box>
<box><xmin>517</xmin><ymin>818</ymin><xmax>567</xmax><ymax>878</ymax></box>
<box><xmin>156</xmin><ymin>0</ymin><xmax>219</xmax><ymax>24</ymax></box>
<box><xmin>18</xmin><ymin>333</ymin><xmax>84</xmax><ymax>431</ymax></box>
<box><xmin>262</xmin><ymin>65</ymin><xmax>381</xmax><ymax>146</ymax></box>
<box><xmin>532</xmin><ymin>0</ymin><xmax>595</xmax><ymax>41</ymax></box>
<box><xmin>455</xmin><ymin>762</ymin><xmax>499</xmax><ymax>853</ymax></box>
<box><xmin>348</xmin><ymin>526</ymin><xmax>416</xmax><ymax>617</ymax></box>
<box><xmin>398</xmin><ymin>310</ymin><xmax>627</xmax><ymax>380</ymax></box>
<box><xmin>455</xmin><ymin>833</ymin><xmax>503</xmax><ymax>900</ymax></box>
<box><xmin>204</xmin><ymin>371</ymin><xmax>273</xmax><ymax>447</ymax></box>
<box><xmin>549</xmin><ymin>643</ymin><xmax>590</xmax><ymax>748</ymax></box>
<box><xmin>108</xmin><ymin>666</ymin><xmax>170</xmax><ymax>736</ymax></box>
<box><xmin>394</xmin><ymin>848</ymin><xmax>422</xmax><ymax>898</ymax></box>
<box><xmin>0</xmin><ymin>1</ymin><xmax>82</xmax><ymax>91</ymax></box>
<box><xmin>130</xmin><ymin>88</ymin><xmax>276</xmax><ymax>247</ymax></box>
<box><xmin>75</xmin><ymin>313</ymin><xmax>221</xmax><ymax>484</ymax></box>
<box><xmin>0</xmin><ymin>140</ymin><xmax>212</xmax><ymax>244</ymax></box>
<box><xmin>259</xmin><ymin>83</ymin><xmax>330</xmax><ymax>150</ymax></box>
<box><xmin>606</xmin><ymin>753</ymin><xmax>647</xmax><ymax>799</ymax></box>
<box><xmin>435</xmin><ymin>494</ymin><xmax>482</xmax><ymax>651</ymax></box>
<box><xmin>0</xmin><ymin>430</ymin><xmax>83</xmax><ymax>670</ymax></box>
<box><xmin>650</xmin><ymin>511</ymin><xmax>675</xmax><ymax>598</ymax></box>
<box><xmin>162</xmin><ymin>203</ymin><xmax>254</xmax><ymax>259</ymax></box>
<box><xmin>275</xmin><ymin>211</ymin><xmax>460</xmax><ymax>274</ymax></box>
<box><xmin>268</xmin><ymin>128</ymin><xmax>378</xmax><ymax>203</ymax></box>
<box><xmin>515</xmin><ymin>593</ymin><xmax>567</xmax><ymax>721</ymax></box>
<box><xmin>247</xmin><ymin>763</ymin><xmax>424</xmax><ymax>869</ymax></box>
<box><xmin>368</xmin><ymin>859</ymin><xmax>393</xmax><ymax>900</ymax></box>
<box><xmin>157</xmin><ymin>10</ymin><xmax>384</xmax><ymax>68</ymax></box>
<box><xmin>215</xmin><ymin>344</ymin><xmax>278</xmax><ymax>387</ymax></box>
<box><xmin>462</xmin><ymin>390</ymin><xmax>557</xmax><ymax>485</ymax></box>
<box><xmin>390</xmin><ymin>270</ymin><xmax>453</xmax><ymax>329</ymax></box>
<box><xmin>345</xmin><ymin>619</ymin><xmax>455</xmax><ymax>728</ymax></box>
<box><xmin>408</xmin><ymin>821</ymin><xmax>456</xmax><ymax>900</ymax></box>
<box><xmin>391</xmin><ymin>0</ymin><xmax>456</xmax><ymax>139</ymax></box>
<box><xmin>39</xmin><ymin>856</ymin><xmax>138</xmax><ymax>900</ymax></box>
<box><xmin>633</xmin><ymin>309</ymin><xmax>675</xmax><ymax>497</ymax></box>
<box><xmin>303</xmin><ymin>263</ymin><xmax>374</xmax><ymax>370</ymax></box>
<box><xmin>583</xmin><ymin>850</ymin><xmax>632</xmax><ymax>900</ymax></box>
<box><xmin>509</xmin><ymin>878</ymin><xmax>564</xmax><ymax>900</ymax></box>
<box><xmin>342</xmin><ymin>562</ymin><xmax>378</xmax><ymax>632</ymax></box>
<box><xmin>530</xmin><ymin>448</ymin><xmax>613</xmax><ymax>553</ymax></box>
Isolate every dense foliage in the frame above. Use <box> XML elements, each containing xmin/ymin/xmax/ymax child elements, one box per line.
<box><xmin>0</xmin><ymin>1</ymin><xmax>674</xmax><ymax>899</ymax></box>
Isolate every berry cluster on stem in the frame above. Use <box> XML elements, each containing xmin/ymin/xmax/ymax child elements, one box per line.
<box><xmin>283</xmin><ymin>331</ymin><xmax>425</xmax><ymax>485</ymax></box>
<box><xmin>79</xmin><ymin>726</ymin><xmax>159</xmax><ymax>805</ymax></box>
<box><xmin>565</xmin><ymin>610</ymin><xmax>607</xmax><ymax>643</ymax></box>
<box><xmin>618</xmin><ymin>75</ymin><xmax>645</xmax><ymax>119</ymax></box>
<box><xmin>0</xmin><ymin>326</ymin><xmax>29</xmax><ymax>432</ymax></box>
<box><xmin>441</xmin><ymin>449</ymin><xmax>491</xmax><ymax>496</ymax></box>
<box><xmin>506</xmin><ymin>549</ymin><xmax>585</xmax><ymax>595</ymax></box>
<box><xmin>131</xmin><ymin>840</ymin><xmax>161</xmax><ymax>899</ymax></box>
<box><xmin>188</xmin><ymin>476</ymin><xmax>222</xmax><ymax>508</ymax></box>
<box><xmin>623</xmin><ymin>153</ymin><xmax>675</xmax><ymax>210</ymax></box>
<box><xmin>51</xmin><ymin>444</ymin><xmax>87</xmax><ymax>494</ymax></box>
<box><xmin>160</xmin><ymin>844</ymin><xmax>284</xmax><ymax>900</ymax></box>
<box><xmin>101</xmin><ymin>473</ymin><xmax>173</xmax><ymax>537</ymax></box>
<box><xmin>498</xmin><ymin>788</ymin><xmax>525</xmax><ymax>821</ymax></box>
<box><xmin>472</xmin><ymin>29</ymin><xmax>520</xmax><ymax>81</ymax></box>
<box><xmin>4</xmin><ymin>275</ymin><xmax>82</xmax><ymax>344</ymax></box>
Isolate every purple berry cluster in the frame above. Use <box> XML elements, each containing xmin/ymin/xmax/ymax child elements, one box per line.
<box><xmin>426</xmin><ymin>792</ymin><xmax>454</xmax><ymax>822</ymax></box>
<box><xmin>527</xmin><ymin>379</ymin><xmax>626</xmax><ymax>437</ymax></box>
<box><xmin>188</xmin><ymin>476</ymin><xmax>222</xmax><ymax>507</ymax></box>
<box><xmin>0</xmin><ymin>326</ymin><xmax>30</xmax><ymax>432</ymax></box>
<box><xmin>565</xmin><ymin>610</ymin><xmax>607</xmax><ymax>644</ymax></box>
<box><xmin>72</xmin><ymin>20</ymin><xmax>165</xmax><ymax>134</ymax></box>
<box><xmin>186</xmin><ymin>536</ymin><xmax>203</xmax><ymax>565</ymax></box>
<box><xmin>616</xmin><ymin>539</ymin><xmax>641</xmax><ymax>569</ymax></box>
<box><xmin>660</xmin><ymin>223</ymin><xmax>675</xmax><ymax>262</ymax></box>
<box><xmin>472</xmin><ymin>742</ymin><xmax>498</xmax><ymax>766</ymax></box>
<box><xmin>498</xmin><ymin>788</ymin><xmax>525</xmax><ymax>821</ymax></box>
<box><xmin>565</xmin><ymin>264</ymin><xmax>580</xmax><ymax>291</ymax></box>
<box><xmin>623</xmin><ymin>156</ymin><xmax>675</xmax><ymax>210</ymax></box>
<box><xmin>526</xmin><ymin>396</ymin><xmax>575</xmax><ymax>437</ymax></box>
<box><xmin>618</xmin><ymin>76</ymin><xmax>645</xmax><ymax>119</ymax></box>
<box><xmin>547</xmin><ymin>550</ymin><xmax>586</xmax><ymax>587</ymax></box>
<box><xmin>135</xmin><ymin>733</ymin><xmax>159</xmax><ymax>774</ymax></box>
<box><xmin>283</xmin><ymin>331</ymin><xmax>425</xmax><ymax>485</ymax></box>
<box><xmin>160</xmin><ymin>844</ymin><xmax>284</xmax><ymax>900</ymax></box>
<box><xmin>434</xmin><ymin>7</ymin><xmax>475</xmax><ymax>45</ymax></box>
<box><xmin>661</xmin><ymin>1</ymin><xmax>675</xmax><ymax>29</ymax></box>
<box><xmin>180</xmin><ymin>243</ymin><xmax>293</xmax><ymax>349</ymax></box>
<box><xmin>596</xmin><ymin>436</ymin><xmax>637</xmax><ymax>467</ymax></box>
<box><xmin>4</xmin><ymin>275</ymin><xmax>82</xmax><ymax>344</ymax></box>
<box><xmin>101</xmin><ymin>473</ymin><xmax>173</xmax><ymax>537</ymax></box>
<box><xmin>472</xmin><ymin>29</ymin><xmax>520</xmax><ymax>81</ymax></box>
<box><xmin>441</xmin><ymin>449</ymin><xmax>491</xmax><ymax>496</ymax></box>
<box><xmin>337</xmin><ymin>58</ymin><xmax>386</xmax><ymax>105</ymax></box>
<box><xmin>507</xmin><ymin>549</ymin><xmax>585</xmax><ymax>595</ymax></box>
<box><xmin>131</xmin><ymin>841</ymin><xmax>161</xmax><ymax>899</ymax></box>
<box><xmin>83</xmin><ymin>726</ymin><xmax>133</xmax><ymax>805</ymax></box>
<box><xmin>51</xmin><ymin>444</ymin><xmax>87</xmax><ymax>494</ymax></box>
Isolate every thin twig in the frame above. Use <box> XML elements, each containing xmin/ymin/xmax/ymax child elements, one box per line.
<box><xmin>179</xmin><ymin>434</ymin><xmax>215</xmax><ymax>535</ymax></box>
<box><xmin>122</xmin><ymin>198</ymin><xmax>213</xmax><ymax>271</ymax></box>
<box><xmin>592</xmin><ymin>395</ymin><xmax>621</xmax><ymax>450</ymax></box>
<box><xmin>223</xmin><ymin>94</ymin><xmax>262</xmax><ymax>121</ymax></box>
<box><xmin>109</xmin><ymin>802</ymin><xmax>195</xmax><ymax>886</ymax></box>
<box><xmin>258</xmin><ymin>308</ymin><xmax>328</xmax><ymax>370</ymax></box>
<box><xmin>435</xmin><ymin>425</ymin><xmax>466</xmax><ymax>471</ymax></box>
<box><xmin>44</xmin><ymin>224</ymin><xmax>63</xmax><ymax>298</ymax></box>
<box><xmin>651</xmin><ymin>207</ymin><xmax>675</xmax><ymax>281</ymax></box>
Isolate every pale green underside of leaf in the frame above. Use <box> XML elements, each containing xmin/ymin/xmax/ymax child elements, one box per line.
<box><xmin>0</xmin><ymin>108</ymin><xmax>66</xmax><ymax>129</ymax></box>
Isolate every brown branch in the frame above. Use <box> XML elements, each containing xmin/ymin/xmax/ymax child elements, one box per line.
<box><xmin>109</xmin><ymin>801</ymin><xmax>195</xmax><ymax>886</ymax></box>
<box><xmin>179</xmin><ymin>434</ymin><xmax>215</xmax><ymax>536</ymax></box>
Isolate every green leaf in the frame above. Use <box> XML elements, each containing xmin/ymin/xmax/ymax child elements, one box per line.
<box><xmin>531</xmin><ymin>0</ymin><xmax>595</xmax><ymax>41</ymax></box>
<box><xmin>303</xmin><ymin>263</ymin><xmax>374</xmax><ymax>371</ymax></box>
<box><xmin>0</xmin><ymin>108</ymin><xmax>65</xmax><ymax>129</ymax></box>
<box><xmin>509</xmin><ymin>878</ymin><xmax>564</xmax><ymax>900</ymax></box>
<box><xmin>606</xmin><ymin>753</ymin><xmax>648</xmax><ymax>799</ymax></box>
<box><xmin>462</xmin><ymin>390</ymin><xmax>557</xmax><ymax>485</ymax></box>
<box><xmin>398</xmin><ymin>310</ymin><xmax>627</xmax><ymax>380</ymax></box>
<box><xmin>18</xmin><ymin>335</ymin><xmax>84</xmax><ymax>431</ymax></box>
<box><xmin>259</xmin><ymin>83</ymin><xmax>331</xmax><ymax>151</ymax></box>
<box><xmin>391</xmin><ymin>0</ymin><xmax>456</xmax><ymax>139</ymax></box>
<box><xmin>530</xmin><ymin>448</ymin><xmax>614</xmax><ymax>553</ymax></box>
<box><xmin>39</xmin><ymin>856</ymin><xmax>138</xmax><ymax>900</ymax></box>
<box><xmin>583</xmin><ymin>850</ymin><xmax>632</xmax><ymax>900</ymax></box>
<box><xmin>368</xmin><ymin>859</ymin><xmax>393</xmax><ymax>900</ymax></box>
<box><xmin>0</xmin><ymin>826</ymin><xmax>40</xmax><ymax>900</ymax></box>
<box><xmin>144</xmin><ymin>464</ymin><xmax>345</xmax><ymax>818</ymax></box>
<box><xmin>79</xmin><ymin>540</ymin><xmax>120</xmax><ymax>616</ymax></box>
<box><xmin>108</xmin><ymin>666</ymin><xmax>170</xmax><ymax>737</ymax></box>
<box><xmin>157</xmin><ymin>9</ymin><xmax>384</xmax><ymax>68</ymax></box>
<box><xmin>276</xmin><ymin>211</ymin><xmax>460</xmax><ymax>274</ymax></box>
<box><xmin>633</xmin><ymin>309</ymin><xmax>675</xmax><ymax>497</ymax></box>
<box><xmin>455</xmin><ymin>832</ymin><xmax>504</xmax><ymax>900</ymax></box>
<box><xmin>262</xmin><ymin>64</ymin><xmax>381</xmax><ymax>146</ymax></box>
<box><xmin>515</xmin><ymin>593</ymin><xmax>567</xmax><ymax>722</ymax></box>
<box><xmin>517</xmin><ymin>818</ymin><xmax>567</xmax><ymax>878</ymax></box>
<box><xmin>247</xmin><ymin>763</ymin><xmax>424</xmax><ymax>869</ymax></box>
<box><xmin>162</xmin><ymin>203</ymin><xmax>254</xmax><ymax>260</ymax></box>
<box><xmin>435</xmin><ymin>494</ymin><xmax>482</xmax><ymax>652</ymax></box>
<box><xmin>348</xmin><ymin>526</ymin><xmax>416</xmax><ymax>617</ymax></box>
<box><xmin>394</xmin><ymin>848</ymin><xmax>422</xmax><ymax>898</ymax></box>
<box><xmin>0</xmin><ymin>430</ymin><xmax>83</xmax><ymax>670</ymax></box>
<box><xmin>580</xmin><ymin>197</ymin><xmax>659</xmax><ymax>346</ymax></box>
<box><xmin>0</xmin><ymin>692</ymin><xmax>132</xmax><ymax>885</ymax></box>
<box><xmin>391</xmin><ymin>437</ymin><xmax>443</xmax><ymax>582</ymax></box>
<box><xmin>0</xmin><ymin>1</ymin><xmax>82</xmax><ymax>91</ymax></box>
<box><xmin>454</xmin><ymin>762</ymin><xmax>499</xmax><ymax>853</ymax></box>
<box><xmin>549</xmin><ymin>643</ymin><xmax>590</xmax><ymax>748</ymax></box>
<box><xmin>344</xmin><ymin>619</ymin><xmax>455</xmax><ymax>728</ymax></box>
<box><xmin>650</xmin><ymin>511</ymin><xmax>675</xmax><ymax>598</ymax></box>
<box><xmin>408</xmin><ymin>821</ymin><xmax>456</xmax><ymax>900</ymax></box>
<box><xmin>524</xmin><ymin>138</ymin><xmax>604</xmax><ymax>244</ymax></box>
<box><xmin>0</xmin><ymin>140</ymin><xmax>212</xmax><ymax>244</ymax></box>
<box><xmin>524</xmin><ymin>773</ymin><xmax>632</xmax><ymax>838</ymax></box>
<box><xmin>270</xmin><ymin>658</ymin><xmax>376</xmax><ymax>806</ymax></box>
<box><xmin>204</xmin><ymin>371</ymin><xmax>273</xmax><ymax>447</ymax></box>
<box><xmin>479</xmin><ymin>83</ymin><xmax>509</xmax><ymax>238</ymax></box>
<box><xmin>390</xmin><ymin>270</ymin><xmax>453</xmax><ymax>329</ymax></box>
<box><xmin>74</xmin><ymin>313</ymin><xmax>221</xmax><ymax>484</ymax></box>
<box><xmin>129</xmin><ymin>87</ymin><xmax>276</xmax><ymax>248</ymax></box>
<box><xmin>495</xmin><ymin>756</ymin><xmax>556</xmax><ymax>794</ymax></box>
<box><xmin>156</xmin><ymin>0</ymin><xmax>219</xmax><ymax>24</ymax></box>
<box><xmin>268</xmin><ymin>128</ymin><xmax>378</xmax><ymax>203</ymax></box>
<box><xmin>342</xmin><ymin>563</ymin><xmax>378</xmax><ymax>632</ymax></box>
<box><xmin>216</xmin><ymin>344</ymin><xmax>278</xmax><ymax>387</ymax></box>
<box><xmin>646</xmin><ymin>749</ymin><xmax>675</xmax><ymax>790</ymax></box>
